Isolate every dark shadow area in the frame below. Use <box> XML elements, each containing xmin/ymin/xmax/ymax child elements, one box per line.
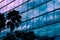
<box><xmin>0</xmin><ymin>13</ymin><xmax>6</xmax><ymax>32</ymax></box>
<box><xmin>3</xmin><ymin>33</ymin><xmax>17</xmax><ymax>40</ymax></box>
<box><xmin>2</xmin><ymin>30</ymin><xmax>55</xmax><ymax>40</ymax></box>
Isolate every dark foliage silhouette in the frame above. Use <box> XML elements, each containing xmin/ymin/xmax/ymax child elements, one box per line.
<box><xmin>41</xmin><ymin>36</ymin><xmax>49</xmax><ymax>40</ymax></box>
<box><xmin>0</xmin><ymin>13</ymin><xmax>6</xmax><ymax>32</ymax></box>
<box><xmin>7</xmin><ymin>10</ymin><xmax>22</xmax><ymax>26</ymax></box>
<box><xmin>49</xmin><ymin>37</ymin><xmax>54</xmax><ymax>40</ymax></box>
<box><xmin>2</xmin><ymin>30</ymin><xmax>55</xmax><ymax>40</ymax></box>
<box><xmin>0</xmin><ymin>10</ymin><xmax>22</xmax><ymax>32</ymax></box>
<box><xmin>2</xmin><ymin>31</ymin><xmax>39</xmax><ymax>40</ymax></box>
<box><xmin>7</xmin><ymin>10</ymin><xmax>22</xmax><ymax>32</ymax></box>
<box><xmin>7</xmin><ymin>21</ymin><xmax>15</xmax><ymax>32</ymax></box>
<box><xmin>23</xmin><ymin>31</ymin><xmax>37</xmax><ymax>40</ymax></box>
<box><xmin>3</xmin><ymin>33</ymin><xmax>16</xmax><ymax>40</ymax></box>
<box><xmin>14</xmin><ymin>31</ymin><xmax>25</xmax><ymax>39</ymax></box>
<box><xmin>14</xmin><ymin>31</ymin><xmax>40</xmax><ymax>40</ymax></box>
<box><xmin>40</xmin><ymin>36</ymin><xmax>54</xmax><ymax>40</ymax></box>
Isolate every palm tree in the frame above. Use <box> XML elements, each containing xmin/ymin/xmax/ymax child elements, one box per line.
<box><xmin>0</xmin><ymin>10</ymin><xmax>22</xmax><ymax>39</ymax></box>
<box><xmin>7</xmin><ymin>21</ymin><xmax>15</xmax><ymax>32</ymax></box>
<box><xmin>7</xmin><ymin>10</ymin><xmax>22</xmax><ymax>32</ymax></box>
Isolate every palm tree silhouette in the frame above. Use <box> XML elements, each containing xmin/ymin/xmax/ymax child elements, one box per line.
<box><xmin>7</xmin><ymin>10</ymin><xmax>22</xmax><ymax>32</ymax></box>
<box><xmin>7</xmin><ymin>21</ymin><xmax>15</xmax><ymax>32</ymax></box>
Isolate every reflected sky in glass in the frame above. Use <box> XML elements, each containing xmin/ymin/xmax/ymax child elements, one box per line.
<box><xmin>0</xmin><ymin>0</ymin><xmax>60</xmax><ymax>38</ymax></box>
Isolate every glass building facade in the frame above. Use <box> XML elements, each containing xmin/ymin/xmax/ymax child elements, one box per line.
<box><xmin>0</xmin><ymin>0</ymin><xmax>60</xmax><ymax>40</ymax></box>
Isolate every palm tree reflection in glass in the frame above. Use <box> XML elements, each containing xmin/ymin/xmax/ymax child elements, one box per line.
<box><xmin>7</xmin><ymin>10</ymin><xmax>22</xmax><ymax>32</ymax></box>
<box><xmin>0</xmin><ymin>13</ymin><xmax>6</xmax><ymax>32</ymax></box>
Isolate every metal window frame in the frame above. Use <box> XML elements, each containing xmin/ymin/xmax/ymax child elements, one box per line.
<box><xmin>3</xmin><ymin>0</ymin><xmax>51</xmax><ymax>13</ymax></box>
<box><xmin>0</xmin><ymin>0</ymin><xmax>4</xmax><ymax>3</ymax></box>
<box><xmin>0</xmin><ymin>0</ymin><xmax>15</xmax><ymax>9</ymax></box>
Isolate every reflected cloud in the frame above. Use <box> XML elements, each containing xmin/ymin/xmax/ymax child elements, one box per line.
<box><xmin>47</xmin><ymin>4</ymin><xmax>54</xmax><ymax>11</ymax></box>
